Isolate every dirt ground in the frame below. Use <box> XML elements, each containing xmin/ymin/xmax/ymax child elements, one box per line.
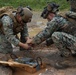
<box><xmin>12</xmin><ymin>11</ymin><xmax>76</xmax><ymax>75</ymax></box>
<box><xmin>0</xmin><ymin>6</ymin><xmax>76</xmax><ymax>75</ymax></box>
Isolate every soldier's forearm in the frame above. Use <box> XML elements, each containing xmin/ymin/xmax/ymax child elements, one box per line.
<box><xmin>19</xmin><ymin>42</ymin><xmax>25</xmax><ymax>47</ymax></box>
<box><xmin>18</xmin><ymin>42</ymin><xmax>28</xmax><ymax>49</ymax></box>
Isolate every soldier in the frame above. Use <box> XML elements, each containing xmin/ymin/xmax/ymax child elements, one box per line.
<box><xmin>0</xmin><ymin>7</ymin><xmax>33</xmax><ymax>75</ymax></box>
<box><xmin>28</xmin><ymin>1</ymin><xmax>76</xmax><ymax>69</ymax></box>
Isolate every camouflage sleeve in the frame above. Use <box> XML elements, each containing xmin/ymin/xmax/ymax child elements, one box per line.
<box><xmin>22</xmin><ymin>23</ymin><xmax>29</xmax><ymax>37</ymax></box>
<box><xmin>33</xmin><ymin>16</ymin><xmax>68</xmax><ymax>45</ymax></box>
<box><xmin>1</xmin><ymin>15</ymin><xmax>20</xmax><ymax>46</ymax></box>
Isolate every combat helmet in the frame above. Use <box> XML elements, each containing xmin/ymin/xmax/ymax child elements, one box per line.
<box><xmin>17</xmin><ymin>7</ymin><xmax>33</xmax><ymax>23</ymax></box>
<box><xmin>41</xmin><ymin>2</ymin><xmax>59</xmax><ymax>19</ymax></box>
<box><xmin>67</xmin><ymin>0</ymin><xmax>76</xmax><ymax>12</ymax></box>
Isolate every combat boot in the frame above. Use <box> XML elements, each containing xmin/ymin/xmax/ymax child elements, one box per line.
<box><xmin>60</xmin><ymin>49</ymin><xmax>72</xmax><ymax>58</ymax></box>
<box><xmin>54</xmin><ymin>50</ymin><xmax>76</xmax><ymax>69</ymax></box>
<box><xmin>54</xmin><ymin>55</ymin><xmax>76</xmax><ymax>69</ymax></box>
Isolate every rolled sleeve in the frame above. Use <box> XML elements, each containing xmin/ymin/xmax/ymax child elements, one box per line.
<box><xmin>33</xmin><ymin>16</ymin><xmax>67</xmax><ymax>45</ymax></box>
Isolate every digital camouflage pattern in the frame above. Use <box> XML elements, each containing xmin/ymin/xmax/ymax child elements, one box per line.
<box><xmin>32</xmin><ymin>14</ymin><xmax>76</xmax><ymax>56</ymax></box>
<box><xmin>0</xmin><ymin>8</ymin><xmax>29</xmax><ymax>75</ymax></box>
<box><xmin>66</xmin><ymin>11</ymin><xmax>76</xmax><ymax>19</ymax></box>
<box><xmin>52</xmin><ymin>32</ymin><xmax>76</xmax><ymax>57</ymax></box>
<box><xmin>0</xmin><ymin>14</ymin><xmax>28</xmax><ymax>53</ymax></box>
<box><xmin>32</xmin><ymin>0</ymin><xmax>76</xmax><ymax>58</ymax></box>
<box><xmin>33</xmin><ymin>15</ymin><xmax>69</xmax><ymax>45</ymax></box>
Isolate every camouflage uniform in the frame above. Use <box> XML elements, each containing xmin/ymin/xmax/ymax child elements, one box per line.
<box><xmin>0</xmin><ymin>14</ymin><xmax>28</xmax><ymax>53</ymax></box>
<box><xmin>32</xmin><ymin>10</ymin><xmax>76</xmax><ymax>57</ymax></box>
<box><xmin>0</xmin><ymin>12</ymin><xmax>28</xmax><ymax>75</ymax></box>
<box><xmin>32</xmin><ymin>15</ymin><xmax>66</xmax><ymax>44</ymax></box>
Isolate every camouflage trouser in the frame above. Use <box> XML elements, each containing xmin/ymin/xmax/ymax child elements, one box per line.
<box><xmin>0</xmin><ymin>53</ymin><xmax>13</xmax><ymax>75</ymax></box>
<box><xmin>52</xmin><ymin>32</ymin><xmax>76</xmax><ymax>57</ymax></box>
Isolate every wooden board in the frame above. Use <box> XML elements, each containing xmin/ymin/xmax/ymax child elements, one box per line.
<box><xmin>0</xmin><ymin>60</ymin><xmax>46</xmax><ymax>73</ymax></box>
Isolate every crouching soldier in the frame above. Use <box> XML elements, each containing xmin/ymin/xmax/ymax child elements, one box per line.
<box><xmin>27</xmin><ymin>1</ymin><xmax>76</xmax><ymax>69</ymax></box>
<box><xmin>0</xmin><ymin>6</ymin><xmax>33</xmax><ymax>75</ymax></box>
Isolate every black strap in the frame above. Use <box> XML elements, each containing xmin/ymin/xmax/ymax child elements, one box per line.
<box><xmin>36</xmin><ymin>57</ymin><xmax>42</xmax><ymax>65</ymax></box>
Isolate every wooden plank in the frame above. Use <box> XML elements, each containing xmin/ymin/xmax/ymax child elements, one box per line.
<box><xmin>0</xmin><ymin>60</ymin><xmax>46</xmax><ymax>73</ymax></box>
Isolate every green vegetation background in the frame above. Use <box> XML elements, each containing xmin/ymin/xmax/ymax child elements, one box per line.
<box><xmin>0</xmin><ymin>0</ymin><xmax>70</xmax><ymax>11</ymax></box>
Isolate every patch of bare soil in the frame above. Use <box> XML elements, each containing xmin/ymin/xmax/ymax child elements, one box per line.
<box><xmin>12</xmin><ymin>11</ymin><xmax>76</xmax><ymax>75</ymax></box>
<box><xmin>13</xmin><ymin>41</ymin><xmax>76</xmax><ymax>75</ymax></box>
<box><xmin>13</xmin><ymin>43</ymin><xmax>76</xmax><ymax>75</ymax></box>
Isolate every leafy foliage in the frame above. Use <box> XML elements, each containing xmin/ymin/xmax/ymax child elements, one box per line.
<box><xmin>0</xmin><ymin>0</ymin><xmax>70</xmax><ymax>10</ymax></box>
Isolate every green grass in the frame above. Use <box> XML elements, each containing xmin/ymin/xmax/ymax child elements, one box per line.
<box><xmin>0</xmin><ymin>0</ymin><xmax>70</xmax><ymax>11</ymax></box>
